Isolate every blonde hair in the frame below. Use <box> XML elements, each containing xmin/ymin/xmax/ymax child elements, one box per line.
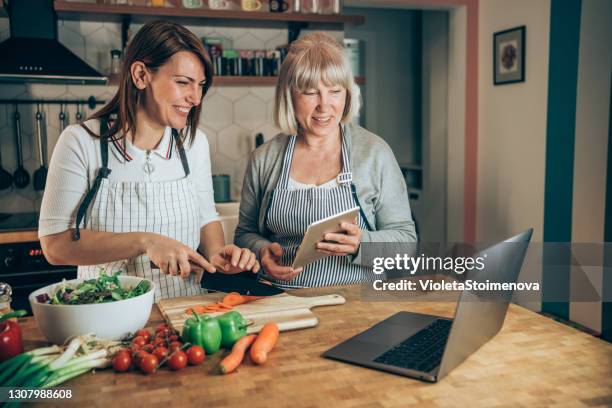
<box><xmin>274</xmin><ymin>32</ymin><xmax>360</xmax><ymax>135</ymax></box>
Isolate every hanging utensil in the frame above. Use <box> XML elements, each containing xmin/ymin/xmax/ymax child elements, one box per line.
<box><xmin>33</xmin><ymin>103</ymin><xmax>48</xmax><ymax>191</ymax></box>
<box><xmin>0</xmin><ymin>126</ymin><xmax>12</xmax><ymax>189</ymax></box>
<box><xmin>12</xmin><ymin>107</ymin><xmax>29</xmax><ymax>189</ymax></box>
<box><xmin>75</xmin><ymin>103</ymin><xmax>83</xmax><ymax>123</ymax></box>
<box><xmin>59</xmin><ymin>103</ymin><xmax>69</xmax><ymax>131</ymax></box>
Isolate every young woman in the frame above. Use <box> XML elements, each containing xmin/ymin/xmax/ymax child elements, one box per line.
<box><xmin>235</xmin><ymin>33</ymin><xmax>416</xmax><ymax>289</ymax></box>
<box><xmin>39</xmin><ymin>21</ymin><xmax>259</xmax><ymax>300</ymax></box>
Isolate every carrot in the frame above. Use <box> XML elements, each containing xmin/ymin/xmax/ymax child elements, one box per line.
<box><xmin>185</xmin><ymin>292</ymin><xmax>264</xmax><ymax>315</ymax></box>
<box><xmin>222</xmin><ymin>292</ymin><xmax>265</xmax><ymax>307</ymax></box>
<box><xmin>250</xmin><ymin>322</ymin><xmax>279</xmax><ymax>365</ymax></box>
<box><xmin>219</xmin><ymin>334</ymin><xmax>258</xmax><ymax>374</ymax></box>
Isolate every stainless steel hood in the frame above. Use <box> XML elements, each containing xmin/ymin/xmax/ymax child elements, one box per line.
<box><xmin>0</xmin><ymin>0</ymin><xmax>107</xmax><ymax>85</ymax></box>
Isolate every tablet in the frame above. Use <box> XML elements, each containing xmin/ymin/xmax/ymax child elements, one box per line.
<box><xmin>291</xmin><ymin>207</ymin><xmax>360</xmax><ymax>269</ymax></box>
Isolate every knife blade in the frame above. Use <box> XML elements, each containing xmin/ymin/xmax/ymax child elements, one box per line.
<box><xmin>149</xmin><ymin>261</ymin><xmax>284</xmax><ymax>296</ymax></box>
<box><xmin>201</xmin><ymin>272</ymin><xmax>284</xmax><ymax>296</ymax></box>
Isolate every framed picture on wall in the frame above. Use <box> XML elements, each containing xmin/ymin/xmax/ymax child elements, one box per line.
<box><xmin>493</xmin><ymin>26</ymin><xmax>526</xmax><ymax>85</ymax></box>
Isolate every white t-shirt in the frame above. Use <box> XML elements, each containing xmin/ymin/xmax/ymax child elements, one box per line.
<box><xmin>38</xmin><ymin>119</ymin><xmax>220</xmax><ymax>238</ymax></box>
<box><xmin>287</xmin><ymin>177</ymin><xmax>339</xmax><ymax>190</ymax></box>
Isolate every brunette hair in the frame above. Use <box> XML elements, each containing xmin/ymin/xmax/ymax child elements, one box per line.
<box><xmin>274</xmin><ymin>32</ymin><xmax>360</xmax><ymax>136</ymax></box>
<box><xmin>84</xmin><ymin>20</ymin><xmax>214</xmax><ymax>146</ymax></box>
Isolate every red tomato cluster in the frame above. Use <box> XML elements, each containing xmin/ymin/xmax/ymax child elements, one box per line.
<box><xmin>111</xmin><ymin>324</ymin><xmax>205</xmax><ymax>375</ymax></box>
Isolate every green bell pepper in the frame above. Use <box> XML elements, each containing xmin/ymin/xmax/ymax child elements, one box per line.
<box><xmin>182</xmin><ymin>310</ymin><xmax>222</xmax><ymax>355</ymax></box>
<box><xmin>217</xmin><ymin>311</ymin><xmax>248</xmax><ymax>349</ymax></box>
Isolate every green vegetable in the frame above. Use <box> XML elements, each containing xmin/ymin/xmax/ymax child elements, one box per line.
<box><xmin>217</xmin><ymin>311</ymin><xmax>248</xmax><ymax>349</ymax></box>
<box><xmin>46</xmin><ymin>270</ymin><xmax>150</xmax><ymax>305</ymax></box>
<box><xmin>182</xmin><ymin>310</ymin><xmax>222</xmax><ymax>355</ymax></box>
<box><xmin>0</xmin><ymin>335</ymin><xmax>122</xmax><ymax>389</ymax></box>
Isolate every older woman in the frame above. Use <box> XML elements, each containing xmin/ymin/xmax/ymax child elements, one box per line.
<box><xmin>235</xmin><ymin>32</ymin><xmax>416</xmax><ymax>289</ymax></box>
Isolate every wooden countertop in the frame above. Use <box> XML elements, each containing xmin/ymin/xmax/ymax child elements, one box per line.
<box><xmin>19</xmin><ymin>285</ymin><xmax>612</xmax><ymax>408</ymax></box>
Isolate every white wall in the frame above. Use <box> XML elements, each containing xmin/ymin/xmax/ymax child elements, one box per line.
<box><xmin>477</xmin><ymin>0</ymin><xmax>550</xmax><ymax>244</ymax></box>
<box><xmin>477</xmin><ymin>0</ymin><xmax>551</xmax><ymax>312</ymax></box>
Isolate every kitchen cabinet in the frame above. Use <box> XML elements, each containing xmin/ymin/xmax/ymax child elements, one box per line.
<box><xmin>16</xmin><ymin>284</ymin><xmax>612</xmax><ymax>406</ymax></box>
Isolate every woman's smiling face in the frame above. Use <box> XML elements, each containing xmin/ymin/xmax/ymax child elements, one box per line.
<box><xmin>144</xmin><ymin>51</ymin><xmax>206</xmax><ymax>129</ymax></box>
<box><xmin>292</xmin><ymin>81</ymin><xmax>346</xmax><ymax>138</ymax></box>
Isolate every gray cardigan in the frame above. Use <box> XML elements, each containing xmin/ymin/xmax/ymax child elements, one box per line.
<box><xmin>233</xmin><ymin>123</ymin><xmax>417</xmax><ymax>265</ymax></box>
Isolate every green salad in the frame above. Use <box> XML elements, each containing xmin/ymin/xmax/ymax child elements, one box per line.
<box><xmin>37</xmin><ymin>271</ymin><xmax>151</xmax><ymax>305</ymax></box>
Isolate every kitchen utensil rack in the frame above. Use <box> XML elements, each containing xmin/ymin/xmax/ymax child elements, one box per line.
<box><xmin>0</xmin><ymin>96</ymin><xmax>104</xmax><ymax>110</ymax></box>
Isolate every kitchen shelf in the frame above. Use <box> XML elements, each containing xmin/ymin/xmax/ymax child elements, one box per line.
<box><xmin>108</xmin><ymin>75</ymin><xmax>365</xmax><ymax>87</ymax></box>
<box><xmin>53</xmin><ymin>1</ymin><xmax>365</xmax><ymax>25</ymax></box>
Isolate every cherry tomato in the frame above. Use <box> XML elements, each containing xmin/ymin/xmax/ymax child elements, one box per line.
<box><xmin>135</xmin><ymin>329</ymin><xmax>151</xmax><ymax>343</ymax></box>
<box><xmin>153</xmin><ymin>347</ymin><xmax>169</xmax><ymax>363</ymax></box>
<box><xmin>133</xmin><ymin>350</ymin><xmax>150</xmax><ymax>368</ymax></box>
<box><xmin>169</xmin><ymin>334</ymin><xmax>180</xmax><ymax>342</ymax></box>
<box><xmin>153</xmin><ymin>337</ymin><xmax>166</xmax><ymax>348</ymax></box>
<box><xmin>167</xmin><ymin>350</ymin><xmax>188</xmax><ymax>371</ymax></box>
<box><xmin>169</xmin><ymin>341</ymin><xmax>183</xmax><ymax>353</ymax></box>
<box><xmin>132</xmin><ymin>336</ymin><xmax>147</xmax><ymax>348</ymax></box>
<box><xmin>155</xmin><ymin>323</ymin><xmax>168</xmax><ymax>333</ymax></box>
<box><xmin>142</xmin><ymin>344</ymin><xmax>155</xmax><ymax>353</ymax></box>
<box><xmin>115</xmin><ymin>348</ymin><xmax>131</xmax><ymax>357</ymax></box>
<box><xmin>186</xmin><ymin>346</ymin><xmax>205</xmax><ymax>366</ymax></box>
<box><xmin>112</xmin><ymin>352</ymin><xmax>132</xmax><ymax>372</ymax></box>
<box><xmin>139</xmin><ymin>354</ymin><xmax>159</xmax><ymax>374</ymax></box>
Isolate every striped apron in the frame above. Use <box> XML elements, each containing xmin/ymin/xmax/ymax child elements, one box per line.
<box><xmin>72</xmin><ymin>118</ymin><xmax>204</xmax><ymax>300</ymax></box>
<box><xmin>263</xmin><ymin>132</ymin><xmax>377</xmax><ymax>289</ymax></box>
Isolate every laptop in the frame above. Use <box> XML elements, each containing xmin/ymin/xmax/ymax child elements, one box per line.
<box><xmin>323</xmin><ymin>229</ymin><xmax>533</xmax><ymax>382</ymax></box>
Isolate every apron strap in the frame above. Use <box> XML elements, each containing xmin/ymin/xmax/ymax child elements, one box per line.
<box><xmin>350</xmin><ymin>183</ymin><xmax>374</xmax><ymax>232</ymax></box>
<box><xmin>278</xmin><ymin>135</ymin><xmax>297</xmax><ymax>188</ymax></box>
<box><xmin>173</xmin><ymin>129</ymin><xmax>190</xmax><ymax>176</ymax></box>
<box><xmin>72</xmin><ymin>117</ymin><xmax>112</xmax><ymax>241</ymax></box>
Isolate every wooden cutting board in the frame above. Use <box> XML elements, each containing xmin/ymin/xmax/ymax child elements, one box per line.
<box><xmin>157</xmin><ymin>292</ymin><xmax>346</xmax><ymax>334</ymax></box>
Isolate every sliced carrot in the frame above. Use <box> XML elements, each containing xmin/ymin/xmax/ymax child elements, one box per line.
<box><xmin>219</xmin><ymin>334</ymin><xmax>258</xmax><ymax>375</ymax></box>
<box><xmin>250</xmin><ymin>322</ymin><xmax>279</xmax><ymax>365</ymax></box>
<box><xmin>185</xmin><ymin>292</ymin><xmax>264</xmax><ymax>315</ymax></box>
<box><xmin>222</xmin><ymin>292</ymin><xmax>265</xmax><ymax>307</ymax></box>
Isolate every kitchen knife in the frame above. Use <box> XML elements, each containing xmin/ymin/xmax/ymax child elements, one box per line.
<box><xmin>200</xmin><ymin>272</ymin><xmax>284</xmax><ymax>296</ymax></box>
<box><xmin>149</xmin><ymin>261</ymin><xmax>284</xmax><ymax>296</ymax></box>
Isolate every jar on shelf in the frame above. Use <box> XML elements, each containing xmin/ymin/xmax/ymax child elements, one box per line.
<box><xmin>110</xmin><ymin>49</ymin><xmax>122</xmax><ymax>75</ymax></box>
<box><xmin>0</xmin><ymin>283</ymin><xmax>13</xmax><ymax>318</ymax></box>
<box><xmin>182</xmin><ymin>0</ymin><xmax>204</xmax><ymax>7</ymax></box>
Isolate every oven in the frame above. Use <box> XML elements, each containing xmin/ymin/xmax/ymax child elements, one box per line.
<box><xmin>0</xmin><ymin>212</ymin><xmax>77</xmax><ymax>314</ymax></box>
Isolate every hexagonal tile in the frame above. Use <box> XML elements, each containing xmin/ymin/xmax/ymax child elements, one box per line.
<box><xmin>1</xmin><ymin>193</ymin><xmax>36</xmax><ymax>213</ymax></box>
<box><xmin>248</xmin><ymin>28</ymin><xmax>282</xmax><ymax>43</ymax></box>
<box><xmin>199</xmin><ymin>125</ymin><xmax>218</xmax><ymax>155</ymax></box>
<box><xmin>200</xmin><ymin>94</ymin><xmax>233</xmax><ymax>132</ymax></box>
<box><xmin>250</xmin><ymin>86</ymin><xmax>276</xmax><ymax>102</ymax></box>
<box><xmin>27</xmin><ymin>84</ymin><xmax>69</xmax><ymax>99</ymax></box>
<box><xmin>59</xmin><ymin>24</ymin><xmax>87</xmax><ymax>62</ymax></box>
<box><xmin>253</xmin><ymin>123</ymin><xmax>281</xmax><ymax>143</ymax></box>
<box><xmin>185</xmin><ymin>25</ymin><xmax>216</xmax><ymax>41</ymax></box>
<box><xmin>264</xmin><ymin>32</ymin><xmax>289</xmax><ymax>50</ymax></box>
<box><xmin>0</xmin><ymin>84</ymin><xmax>27</xmax><ymax>99</ymax></box>
<box><xmin>266</xmin><ymin>99</ymin><xmax>277</xmax><ymax>125</ymax></box>
<box><xmin>233</xmin><ymin>33</ymin><xmax>265</xmax><ymax>50</ymax></box>
<box><xmin>217</xmin><ymin>87</ymin><xmax>248</xmax><ymax>102</ymax></box>
<box><xmin>234</xmin><ymin>95</ymin><xmax>266</xmax><ymax>130</ymax></box>
<box><xmin>210</xmin><ymin>151</ymin><xmax>235</xmax><ymax>180</ymax></box>
<box><xmin>84</xmin><ymin>27</ymin><xmax>121</xmax><ymax>72</ymax></box>
<box><xmin>217</xmin><ymin>125</ymin><xmax>252</xmax><ymax>161</ymax></box>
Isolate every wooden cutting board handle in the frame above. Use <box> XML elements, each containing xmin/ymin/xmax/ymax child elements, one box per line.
<box><xmin>299</xmin><ymin>294</ymin><xmax>346</xmax><ymax>308</ymax></box>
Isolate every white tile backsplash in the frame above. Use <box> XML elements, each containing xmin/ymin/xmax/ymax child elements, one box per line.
<box><xmin>0</xmin><ymin>16</ymin><xmax>342</xmax><ymax>210</ymax></box>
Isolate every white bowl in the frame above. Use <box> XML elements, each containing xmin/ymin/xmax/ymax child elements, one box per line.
<box><xmin>29</xmin><ymin>276</ymin><xmax>155</xmax><ymax>345</ymax></box>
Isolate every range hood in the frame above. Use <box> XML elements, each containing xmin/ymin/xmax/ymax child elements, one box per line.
<box><xmin>0</xmin><ymin>0</ymin><xmax>107</xmax><ymax>85</ymax></box>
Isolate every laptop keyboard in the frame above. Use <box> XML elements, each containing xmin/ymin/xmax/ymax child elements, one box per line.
<box><xmin>373</xmin><ymin>319</ymin><xmax>452</xmax><ymax>373</ymax></box>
